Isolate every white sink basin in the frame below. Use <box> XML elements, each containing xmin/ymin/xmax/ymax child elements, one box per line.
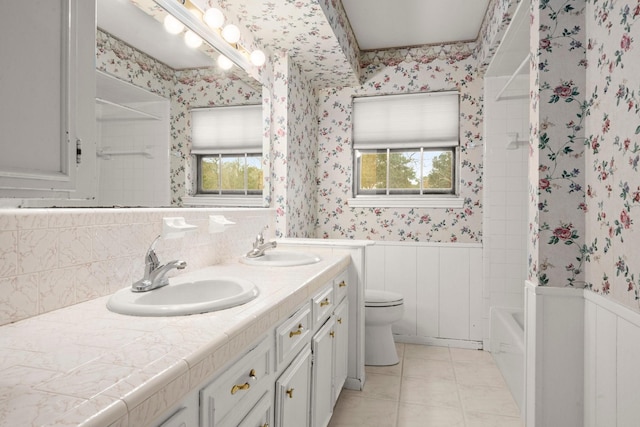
<box><xmin>107</xmin><ymin>268</ymin><xmax>259</xmax><ymax>316</ymax></box>
<box><xmin>240</xmin><ymin>250</ymin><xmax>321</xmax><ymax>267</ymax></box>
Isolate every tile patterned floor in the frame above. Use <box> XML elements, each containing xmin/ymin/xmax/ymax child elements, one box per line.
<box><xmin>329</xmin><ymin>343</ymin><xmax>524</xmax><ymax>427</ymax></box>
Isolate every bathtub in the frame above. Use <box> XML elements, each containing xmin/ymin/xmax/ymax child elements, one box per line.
<box><xmin>490</xmin><ymin>307</ymin><xmax>524</xmax><ymax>414</ymax></box>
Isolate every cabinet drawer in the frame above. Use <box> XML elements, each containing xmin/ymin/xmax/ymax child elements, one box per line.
<box><xmin>200</xmin><ymin>338</ymin><xmax>271</xmax><ymax>427</ymax></box>
<box><xmin>237</xmin><ymin>391</ymin><xmax>272</xmax><ymax>427</ymax></box>
<box><xmin>276</xmin><ymin>303</ymin><xmax>311</xmax><ymax>367</ymax></box>
<box><xmin>311</xmin><ymin>285</ymin><xmax>334</xmax><ymax>327</ymax></box>
<box><xmin>333</xmin><ymin>270</ymin><xmax>348</xmax><ymax>304</ymax></box>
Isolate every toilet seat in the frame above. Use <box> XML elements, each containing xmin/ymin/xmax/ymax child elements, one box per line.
<box><xmin>365</xmin><ymin>290</ymin><xmax>404</xmax><ymax>307</ymax></box>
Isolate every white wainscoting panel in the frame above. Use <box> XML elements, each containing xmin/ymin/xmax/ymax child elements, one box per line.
<box><xmin>365</xmin><ymin>242</ymin><xmax>482</xmax><ymax>346</ymax></box>
<box><xmin>525</xmin><ymin>282</ymin><xmax>584</xmax><ymax>427</ymax></box>
<box><xmin>416</xmin><ymin>246</ymin><xmax>440</xmax><ymax>338</ymax></box>
<box><xmin>584</xmin><ymin>291</ymin><xmax>640</xmax><ymax>426</ymax></box>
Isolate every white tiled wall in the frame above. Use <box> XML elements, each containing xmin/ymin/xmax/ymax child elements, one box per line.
<box><xmin>0</xmin><ymin>208</ymin><xmax>275</xmax><ymax>326</ymax></box>
<box><xmin>97</xmin><ymin>106</ymin><xmax>170</xmax><ymax>207</ymax></box>
<box><xmin>483</xmin><ymin>75</ymin><xmax>529</xmax><ymax>344</ymax></box>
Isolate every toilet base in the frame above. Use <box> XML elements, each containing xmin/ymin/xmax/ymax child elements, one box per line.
<box><xmin>365</xmin><ymin>324</ymin><xmax>399</xmax><ymax>366</ymax></box>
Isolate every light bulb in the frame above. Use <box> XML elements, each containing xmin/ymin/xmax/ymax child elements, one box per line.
<box><xmin>184</xmin><ymin>30</ymin><xmax>203</xmax><ymax>48</ymax></box>
<box><xmin>203</xmin><ymin>8</ymin><xmax>224</xmax><ymax>29</ymax></box>
<box><xmin>221</xmin><ymin>24</ymin><xmax>240</xmax><ymax>44</ymax></box>
<box><xmin>250</xmin><ymin>50</ymin><xmax>266</xmax><ymax>67</ymax></box>
<box><xmin>217</xmin><ymin>55</ymin><xmax>234</xmax><ymax>70</ymax></box>
<box><xmin>163</xmin><ymin>15</ymin><xmax>184</xmax><ymax>35</ymax></box>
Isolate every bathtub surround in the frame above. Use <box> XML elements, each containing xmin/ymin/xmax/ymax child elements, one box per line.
<box><xmin>0</xmin><ymin>208</ymin><xmax>275</xmax><ymax>326</ymax></box>
<box><xmin>483</xmin><ymin>74</ymin><xmax>529</xmax><ymax>346</ymax></box>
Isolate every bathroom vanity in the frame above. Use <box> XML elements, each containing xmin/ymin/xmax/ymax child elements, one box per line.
<box><xmin>0</xmin><ymin>252</ymin><xmax>354</xmax><ymax>426</ymax></box>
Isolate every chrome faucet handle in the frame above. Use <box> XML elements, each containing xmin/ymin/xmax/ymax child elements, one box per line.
<box><xmin>145</xmin><ymin>235</ymin><xmax>162</xmax><ymax>272</ymax></box>
<box><xmin>254</xmin><ymin>226</ymin><xmax>268</xmax><ymax>247</ymax></box>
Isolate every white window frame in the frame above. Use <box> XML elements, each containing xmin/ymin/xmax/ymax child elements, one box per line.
<box><xmin>349</xmin><ymin>91</ymin><xmax>463</xmax><ymax>208</ymax></box>
<box><xmin>185</xmin><ymin>104</ymin><xmax>267</xmax><ymax>207</ymax></box>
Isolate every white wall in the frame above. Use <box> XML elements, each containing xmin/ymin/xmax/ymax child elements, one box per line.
<box><xmin>96</xmin><ymin>100</ymin><xmax>171</xmax><ymax>207</ymax></box>
<box><xmin>366</xmin><ymin>242</ymin><xmax>483</xmax><ymax>347</ymax></box>
<box><xmin>483</xmin><ymin>75</ymin><xmax>529</xmax><ymax>345</ymax></box>
<box><xmin>584</xmin><ymin>291</ymin><xmax>640</xmax><ymax>427</ymax></box>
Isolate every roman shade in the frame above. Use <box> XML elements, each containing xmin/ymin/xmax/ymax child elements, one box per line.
<box><xmin>191</xmin><ymin>104</ymin><xmax>262</xmax><ymax>154</ymax></box>
<box><xmin>352</xmin><ymin>91</ymin><xmax>459</xmax><ymax>149</ymax></box>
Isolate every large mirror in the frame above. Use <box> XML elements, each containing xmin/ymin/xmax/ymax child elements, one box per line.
<box><xmin>93</xmin><ymin>0</ymin><xmax>266</xmax><ymax>207</ymax></box>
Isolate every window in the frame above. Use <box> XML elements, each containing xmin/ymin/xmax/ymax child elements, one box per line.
<box><xmin>197</xmin><ymin>153</ymin><xmax>263</xmax><ymax>195</ymax></box>
<box><xmin>356</xmin><ymin>148</ymin><xmax>455</xmax><ymax>195</ymax></box>
<box><xmin>189</xmin><ymin>104</ymin><xmax>263</xmax><ymax>201</ymax></box>
<box><xmin>351</xmin><ymin>92</ymin><xmax>461</xmax><ymax>206</ymax></box>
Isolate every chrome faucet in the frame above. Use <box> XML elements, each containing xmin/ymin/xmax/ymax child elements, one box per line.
<box><xmin>246</xmin><ymin>226</ymin><xmax>277</xmax><ymax>258</ymax></box>
<box><xmin>132</xmin><ymin>235</ymin><xmax>187</xmax><ymax>292</ymax></box>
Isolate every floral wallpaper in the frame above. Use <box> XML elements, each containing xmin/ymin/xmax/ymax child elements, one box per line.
<box><xmin>315</xmin><ymin>49</ymin><xmax>484</xmax><ymax>242</ymax></box>
<box><xmin>270</xmin><ymin>53</ymin><xmax>319</xmax><ymax>238</ymax></box>
<box><xmin>476</xmin><ymin>0</ymin><xmax>521</xmax><ymax>69</ymax></box>
<box><xmin>528</xmin><ymin>0</ymin><xmax>587</xmax><ymax>287</ymax></box>
<box><xmin>584</xmin><ymin>0</ymin><xmax>640</xmax><ymax>311</ymax></box>
<box><xmin>211</xmin><ymin>0</ymin><xmax>360</xmax><ymax>88</ymax></box>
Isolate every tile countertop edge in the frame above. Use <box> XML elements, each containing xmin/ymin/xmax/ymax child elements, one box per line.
<box><xmin>8</xmin><ymin>254</ymin><xmax>351</xmax><ymax>427</ymax></box>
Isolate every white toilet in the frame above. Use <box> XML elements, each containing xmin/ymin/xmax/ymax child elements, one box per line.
<box><xmin>364</xmin><ymin>289</ymin><xmax>405</xmax><ymax>366</ymax></box>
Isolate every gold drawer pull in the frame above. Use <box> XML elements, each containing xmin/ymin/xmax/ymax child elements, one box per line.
<box><xmin>339</xmin><ymin>281</ymin><xmax>347</xmax><ymax>287</ymax></box>
<box><xmin>289</xmin><ymin>324</ymin><xmax>304</xmax><ymax>338</ymax></box>
<box><xmin>231</xmin><ymin>382</ymin><xmax>250</xmax><ymax>394</ymax></box>
<box><xmin>330</xmin><ymin>331</ymin><xmax>335</xmax><ymax>338</ymax></box>
<box><xmin>337</xmin><ymin>317</ymin><xmax>342</xmax><ymax>324</ymax></box>
<box><xmin>286</xmin><ymin>388</ymin><xmax>294</xmax><ymax>398</ymax></box>
<box><xmin>320</xmin><ymin>298</ymin><xmax>330</xmax><ymax>307</ymax></box>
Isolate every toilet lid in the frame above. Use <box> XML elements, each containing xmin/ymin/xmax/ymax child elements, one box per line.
<box><xmin>365</xmin><ymin>289</ymin><xmax>404</xmax><ymax>307</ymax></box>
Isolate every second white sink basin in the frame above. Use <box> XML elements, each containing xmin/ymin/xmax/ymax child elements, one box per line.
<box><xmin>240</xmin><ymin>250</ymin><xmax>321</xmax><ymax>267</ymax></box>
<box><xmin>107</xmin><ymin>268</ymin><xmax>258</xmax><ymax>316</ymax></box>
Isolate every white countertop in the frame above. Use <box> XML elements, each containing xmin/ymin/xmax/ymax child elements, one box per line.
<box><xmin>0</xmin><ymin>254</ymin><xmax>350</xmax><ymax>427</ymax></box>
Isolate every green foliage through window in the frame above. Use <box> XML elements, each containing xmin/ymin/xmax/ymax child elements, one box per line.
<box><xmin>356</xmin><ymin>148</ymin><xmax>454</xmax><ymax>195</ymax></box>
<box><xmin>198</xmin><ymin>154</ymin><xmax>263</xmax><ymax>195</ymax></box>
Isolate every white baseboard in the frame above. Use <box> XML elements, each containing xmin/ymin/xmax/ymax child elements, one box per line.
<box><xmin>393</xmin><ymin>334</ymin><xmax>483</xmax><ymax>350</ymax></box>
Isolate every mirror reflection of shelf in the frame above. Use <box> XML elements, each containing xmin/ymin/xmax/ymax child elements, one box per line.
<box><xmin>96</xmin><ymin>98</ymin><xmax>162</xmax><ymax>121</ymax></box>
<box><xmin>97</xmin><ymin>145</ymin><xmax>155</xmax><ymax>160</ymax></box>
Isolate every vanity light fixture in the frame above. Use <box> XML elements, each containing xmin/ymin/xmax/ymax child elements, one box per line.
<box><xmin>249</xmin><ymin>49</ymin><xmax>266</xmax><ymax>67</ymax></box>
<box><xmin>163</xmin><ymin>14</ymin><xmax>184</xmax><ymax>34</ymax></box>
<box><xmin>217</xmin><ymin>54</ymin><xmax>234</xmax><ymax>70</ymax></box>
<box><xmin>184</xmin><ymin>30</ymin><xmax>203</xmax><ymax>48</ymax></box>
<box><xmin>221</xmin><ymin>24</ymin><xmax>241</xmax><ymax>44</ymax></box>
<box><xmin>158</xmin><ymin>0</ymin><xmax>267</xmax><ymax>70</ymax></box>
<box><xmin>203</xmin><ymin>7</ymin><xmax>224</xmax><ymax>29</ymax></box>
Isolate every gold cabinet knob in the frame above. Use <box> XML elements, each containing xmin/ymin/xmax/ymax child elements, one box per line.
<box><xmin>330</xmin><ymin>330</ymin><xmax>335</xmax><ymax>338</ymax></box>
<box><xmin>289</xmin><ymin>324</ymin><xmax>304</xmax><ymax>338</ymax></box>
<box><xmin>337</xmin><ymin>317</ymin><xmax>342</xmax><ymax>324</ymax></box>
<box><xmin>339</xmin><ymin>281</ymin><xmax>347</xmax><ymax>287</ymax></box>
<box><xmin>286</xmin><ymin>388</ymin><xmax>294</xmax><ymax>398</ymax></box>
<box><xmin>249</xmin><ymin>369</ymin><xmax>257</xmax><ymax>380</ymax></box>
<box><xmin>320</xmin><ymin>298</ymin><xmax>330</xmax><ymax>307</ymax></box>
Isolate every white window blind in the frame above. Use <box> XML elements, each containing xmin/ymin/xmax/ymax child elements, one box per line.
<box><xmin>352</xmin><ymin>91</ymin><xmax>459</xmax><ymax>149</ymax></box>
<box><xmin>191</xmin><ymin>104</ymin><xmax>262</xmax><ymax>154</ymax></box>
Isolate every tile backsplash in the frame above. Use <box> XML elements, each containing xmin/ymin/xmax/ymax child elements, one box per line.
<box><xmin>0</xmin><ymin>208</ymin><xmax>275</xmax><ymax>326</ymax></box>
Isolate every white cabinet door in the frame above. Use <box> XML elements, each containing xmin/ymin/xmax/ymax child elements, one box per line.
<box><xmin>275</xmin><ymin>346</ymin><xmax>312</xmax><ymax>427</ymax></box>
<box><xmin>311</xmin><ymin>317</ymin><xmax>335</xmax><ymax>427</ymax></box>
<box><xmin>0</xmin><ymin>0</ymin><xmax>95</xmax><ymax>198</ymax></box>
<box><xmin>332</xmin><ymin>298</ymin><xmax>349</xmax><ymax>406</ymax></box>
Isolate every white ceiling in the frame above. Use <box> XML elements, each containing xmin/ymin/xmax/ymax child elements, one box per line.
<box><xmin>341</xmin><ymin>0</ymin><xmax>492</xmax><ymax>50</ymax></box>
